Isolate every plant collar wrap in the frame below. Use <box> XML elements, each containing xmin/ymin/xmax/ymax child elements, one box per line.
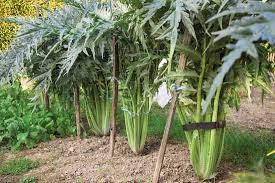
<box><xmin>183</xmin><ymin>121</ymin><xmax>226</xmax><ymax>131</ymax></box>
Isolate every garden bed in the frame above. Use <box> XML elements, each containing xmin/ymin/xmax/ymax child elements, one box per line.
<box><xmin>1</xmin><ymin>136</ymin><xmax>237</xmax><ymax>183</ymax></box>
<box><xmin>0</xmin><ymin>89</ymin><xmax>274</xmax><ymax>183</ymax></box>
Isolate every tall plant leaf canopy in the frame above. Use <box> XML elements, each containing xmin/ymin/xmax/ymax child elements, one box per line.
<box><xmin>204</xmin><ymin>0</ymin><xmax>275</xmax><ymax>111</ymax></box>
<box><xmin>0</xmin><ymin>0</ymin><xmax>123</xmax><ymax>93</ymax></box>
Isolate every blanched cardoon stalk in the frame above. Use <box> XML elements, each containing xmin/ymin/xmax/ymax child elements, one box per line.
<box><xmin>178</xmin><ymin>92</ymin><xmax>226</xmax><ymax>179</ymax></box>
<box><xmin>121</xmin><ymin>77</ymin><xmax>152</xmax><ymax>154</ymax></box>
<box><xmin>177</xmin><ymin>40</ymin><xmax>226</xmax><ymax>180</ymax></box>
<box><xmin>205</xmin><ymin>85</ymin><xmax>225</xmax><ymax>177</ymax></box>
<box><xmin>83</xmin><ymin>83</ymin><xmax>112</xmax><ymax>136</ymax></box>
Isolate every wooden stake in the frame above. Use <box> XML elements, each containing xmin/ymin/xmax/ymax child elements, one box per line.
<box><xmin>109</xmin><ymin>36</ymin><xmax>119</xmax><ymax>157</ymax></box>
<box><xmin>44</xmin><ymin>90</ymin><xmax>50</xmax><ymax>111</ymax></box>
<box><xmin>152</xmin><ymin>92</ymin><xmax>179</xmax><ymax>183</ymax></box>
<box><xmin>152</xmin><ymin>32</ymin><xmax>191</xmax><ymax>183</ymax></box>
<box><xmin>74</xmin><ymin>86</ymin><xmax>81</xmax><ymax>139</ymax></box>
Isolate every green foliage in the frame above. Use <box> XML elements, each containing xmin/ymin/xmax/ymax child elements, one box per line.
<box><xmin>228</xmin><ymin>160</ymin><xmax>275</xmax><ymax>183</ymax></box>
<box><xmin>0</xmin><ymin>83</ymin><xmax>75</xmax><ymax>150</ymax></box>
<box><xmin>0</xmin><ymin>158</ymin><xmax>38</xmax><ymax>175</ymax></box>
<box><xmin>204</xmin><ymin>0</ymin><xmax>275</xmax><ymax>112</ymax></box>
<box><xmin>19</xmin><ymin>176</ymin><xmax>38</xmax><ymax>183</ymax></box>
<box><xmin>0</xmin><ymin>0</ymin><xmax>35</xmax><ymax>50</ymax></box>
<box><xmin>147</xmin><ymin>106</ymin><xmax>185</xmax><ymax>141</ymax></box>
<box><xmin>119</xmin><ymin>105</ymin><xmax>186</xmax><ymax>142</ymax></box>
<box><xmin>0</xmin><ymin>1</ymin><xmax>118</xmax><ymax>138</ymax></box>
<box><xmin>0</xmin><ymin>0</ymin><xmax>163</xmax><ymax>153</ymax></box>
<box><xmin>130</xmin><ymin>0</ymin><xmax>274</xmax><ymax>179</ymax></box>
<box><xmin>129</xmin><ymin>0</ymin><xmax>206</xmax><ymax>73</ymax></box>
<box><xmin>0</xmin><ymin>0</ymin><xmax>117</xmax><ymax>87</ymax></box>
<box><xmin>224</xmin><ymin>129</ymin><xmax>275</xmax><ymax>168</ymax></box>
<box><xmin>229</xmin><ymin>172</ymin><xmax>275</xmax><ymax>183</ymax></box>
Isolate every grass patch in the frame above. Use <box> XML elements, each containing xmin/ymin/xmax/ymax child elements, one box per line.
<box><xmin>224</xmin><ymin>128</ymin><xmax>275</xmax><ymax>168</ymax></box>
<box><xmin>0</xmin><ymin>158</ymin><xmax>39</xmax><ymax>175</ymax></box>
<box><xmin>147</xmin><ymin>106</ymin><xmax>185</xmax><ymax>141</ymax></box>
<box><xmin>0</xmin><ymin>150</ymin><xmax>4</xmax><ymax>163</ymax></box>
<box><xmin>118</xmin><ymin>105</ymin><xmax>185</xmax><ymax>141</ymax></box>
<box><xmin>19</xmin><ymin>176</ymin><xmax>37</xmax><ymax>183</ymax></box>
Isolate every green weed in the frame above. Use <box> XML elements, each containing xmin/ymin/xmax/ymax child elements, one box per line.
<box><xmin>19</xmin><ymin>176</ymin><xmax>37</xmax><ymax>183</ymax></box>
<box><xmin>77</xmin><ymin>177</ymin><xmax>84</xmax><ymax>183</ymax></box>
<box><xmin>0</xmin><ymin>158</ymin><xmax>38</xmax><ymax>175</ymax></box>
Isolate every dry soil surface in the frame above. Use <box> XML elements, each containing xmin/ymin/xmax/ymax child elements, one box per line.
<box><xmin>0</xmin><ymin>136</ymin><xmax>237</xmax><ymax>183</ymax></box>
<box><xmin>228</xmin><ymin>87</ymin><xmax>275</xmax><ymax>132</ymax></box>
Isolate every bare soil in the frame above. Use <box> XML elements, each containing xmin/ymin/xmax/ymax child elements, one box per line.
<box><xmin>0</xmin><ymin>88</ymin><xmax>274</xmax><ymax>183</ymax></box>
<box><xmin>0</xmin><ymin>136</ymin><xmax>237</xmax><ymax>183</ymax></box>
<box><xmin>228</xmin><ymin>87</ymin><xmax>275</xmax><ymax>132</ymax></box>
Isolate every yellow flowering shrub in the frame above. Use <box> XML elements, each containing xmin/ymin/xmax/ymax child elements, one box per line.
<box><xmin>0</xmin><ymin>0</ymin><xmax>62</xmax><ymax>51</ymax></box>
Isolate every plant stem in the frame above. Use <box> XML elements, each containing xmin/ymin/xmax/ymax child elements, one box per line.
<box><xmin>84</xmin><ymin>84</ymin><xmax>111</xmax><ymax>136</ymax></box>
<box><xmin>196</xmin><ymin>39</ymin><xmax>206</xmax><ymax>122</ymax></box>
<box><xmin>204</xmin><ymin>84</ymin><xmax>222</xmax><ymax>177</ymax></box>
<box><xmin>212</xmin><ymin>85</ymin><xmax>222</xmax><ymax>122</ymax></box>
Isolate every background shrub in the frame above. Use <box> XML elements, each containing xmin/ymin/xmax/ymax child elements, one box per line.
<box><xmin>0</xmin><ymin>83</ymin><xmax>75</xmax><ymax>150</ymax></box>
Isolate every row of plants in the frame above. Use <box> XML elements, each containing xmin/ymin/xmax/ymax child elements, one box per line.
<box><xmin>0</xmin><ymin>0</ymin><xmax>274</xmax><ymax>180</ymax></box>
